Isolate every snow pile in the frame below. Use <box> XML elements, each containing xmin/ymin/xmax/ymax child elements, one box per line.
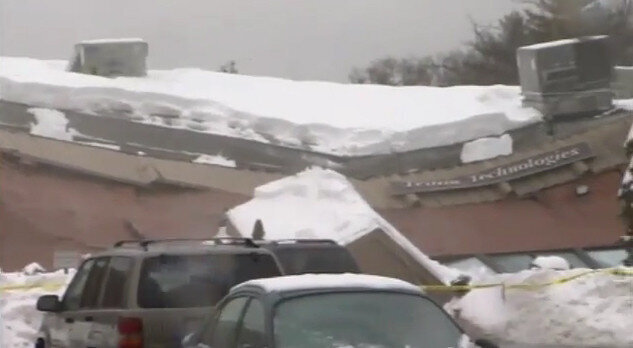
<box><xmin>529</xmin><ymin>255</ymin><xmax>570</xmax><ymax>271</ymax></box>
<box><xmin>192</xmin><ymin>154</ymin><xmax>237</xmax><ymax>168</ymax></box>
<box><xmin>236</xmin><ymin>273</ymin><xmax>421</xmax><ymax>293</ymax></box>
<box><xmin>28</xmin><ymin>108</ymin><xmax>77</xmax><ymax>141</ymax></box>
<box><xmin>446</xmin><ymin>267</ymin><xmax>633</xmax><ymax>347</ymax></box>
<box><xmin>228</xmin><ymin>167</ymin><xmax>460</xmax><ymax>284</ymax></box>
<box><xmin>460</xmin><ymin>134</ymin><xmax>513</xmax><ymax>164</ymax></box>
<box><xmin>0</xmin><ymin>56</ymin><xmax>542</xmax><ymax>155</ymax></box>
<box><xmin>1</xmin><ymin>264</ymin><xmax>73</xmax><ymax>348</ymax></box>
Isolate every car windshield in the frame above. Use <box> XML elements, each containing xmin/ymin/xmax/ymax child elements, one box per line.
<box><xmin>273</xmin><ymin>292</ymin><xmax>463</xmax><ymax>348</ymax></box>
<box><xmin>137</xmin><ymin>253</ymin><xmax>280</xmax><ymax>308</ymax></box>
<box><xmin>272</xmin><ymin>246</ymin><xmax>360</xmax><ymax>274</ymax></box>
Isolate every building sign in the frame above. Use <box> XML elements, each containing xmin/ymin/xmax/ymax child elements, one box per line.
<box><xmin>391</xmin><ymin>142</ymin><xmax>593</xmax><ymax>195</ymax></box>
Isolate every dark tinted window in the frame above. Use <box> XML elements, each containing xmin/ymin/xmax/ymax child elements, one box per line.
<box><xmin>63</xmin><ymin>259</ymin><xmax>95</xmax><ymax>311</ymax></box>
<box><xmin>588</xmin><ymin>248</ymin><xmax>628</xmax><ymax>267</ymax></box>
<box><xmin>80</xmin><ymin>258</ymin><xmax>109</xmax><ymax>308</ymax></box>
<box><xmin>201</xmin><ymin>297</ymin><xmax>248</xmax><ymax>348</ymax></box>
<box><xmin>272</xmin><ymin>246</ymin><xmax>359</xmax><ymax>275</ymax></box>
<box><xmin>236</xmin><ymin>299</ymin><xmax>266</xmax><ymax>348</ymax></box>
<box><xmin>491</xmin><ymin>254</ymin><xmax>533</xmax><ymax>273</ymax></box>
<box><xmin>274</xmin><ymin>292</ymin><xmax>463</xmax><ymax>348</ymax></box>
<box><xmin>101</xmin><ymin>257</ymin><xmax>133</xmax><ymax>308</ymax></box>
<box><xmin>138</xmin><ymin>253</ymin><xmax>280</xmax><ymax>308</ymax></box>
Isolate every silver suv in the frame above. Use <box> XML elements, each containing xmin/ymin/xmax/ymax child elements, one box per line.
<box><xmin>35</xmin><ymin>238</ymin><xmax>359</xmax><ymax>348</ymax></box>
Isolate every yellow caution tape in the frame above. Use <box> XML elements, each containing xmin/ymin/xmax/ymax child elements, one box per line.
<box><xmin>421</xmin><ymin>267</ymin><xmax>633</xmax><ymax>293</ymax></box>
<box><xmin>0</xmin><ymin>282</ymin><xmax>67</xmax><ymax>293</ymax></box>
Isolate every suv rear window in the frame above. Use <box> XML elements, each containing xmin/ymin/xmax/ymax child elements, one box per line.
<box><xmin>272</xmin><ymin>246</ymin><xmax>359</xmax><ymax>275</ymax></box>
<box><xmin>137</xmin><ymin>253</ymin><xmax>280</xmax><ymax>308</ymax></box>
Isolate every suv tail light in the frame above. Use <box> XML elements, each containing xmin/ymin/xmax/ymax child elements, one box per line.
<box><xmin>118</xmin><ymin>317</ymin><xmax>143</xmax><ymax>348</ymax></box>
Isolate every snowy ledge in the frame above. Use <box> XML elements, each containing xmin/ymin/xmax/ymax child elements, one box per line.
<box><xmin>0</xmin><ymin>57</ymin><xmax>542</xmax><ymax>156</ymax></box>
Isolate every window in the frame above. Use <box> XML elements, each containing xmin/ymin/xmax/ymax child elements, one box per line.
<box><xmin>236</xmin><ymin>299</ymin><xmax>266</xmax><ymax>348</ymax></box>
<box><xmin>80</xmin><ymin>258</ymin><xmax>109</xmax><ymax>309</ymax></box>
<box><xmin>200</xmin><ymin>297</ymin><xmax>248</xmax><ymax>348</ymax></box>
<box><xmin>272</xmin><ymin>246</ymin><xmax>359</xmax><ymax>275</ymax></box>
<box><xmin>101</xmin><ymin>257</ymin><xmax>133</xmax><ymax>308</ymax></box>
<box><xmin>63</xmin><ymin>259</ymin><xmax>95</xmax><ymax>311</ymax></box>
<box><xmin>445</xmin><ymin>257</ymin><xmax>496</xmax><ymax>278</ymax></box>
<box><xmin>587</xmin><ymin>249</ymin><xmax>628</xmax><ymax>267</ymax></box>
<box><xmin>274</xmin><ymin>292</ymin><xmax>463</xmax><ymax>348</ymax></box>
<box><xmin>137</xmin><ymin>253</ymin><xmax>280</xmax><ymax>308</ymax></box>
<box><xmin>491</xmin><ymin>254</ymin><xmax>533</xmax><ymax>273</ymax></box>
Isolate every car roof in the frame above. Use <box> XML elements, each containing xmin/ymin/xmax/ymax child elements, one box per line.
<box><xmin>233</xmin><ymin>273</ymin><xmax>422</xmax><ymax>295</ymax></box>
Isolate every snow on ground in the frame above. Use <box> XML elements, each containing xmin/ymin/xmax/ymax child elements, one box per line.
<box><xmin>0</xmin><ymin>56</ymin><xmax>542</xmax><ymax>155</ymax></box>
<box><xmin>192</xmin><ymin>154</ymin><xmax>237</xmax><ymax>168</ymax></box>
<box><xmin>445</xmin><ymin>267</ymin><xmax>633</xmax><ymax>347</ymax></box>
<box><xmin>0</xmin><ymin>264</ymin><xmax>73</xmax><ymax>348</ymax></box>
<box><xmin>228</xmin><ymin>167</ymin><xmax>461</xmax><ymax>284</ymax></box>
<box><xmin>460</xmin><ymin>134</ymin><xmax>513</xmax><ymax>164</ymax></box>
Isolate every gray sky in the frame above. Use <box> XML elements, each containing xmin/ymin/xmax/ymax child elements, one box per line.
<box><xmin>0</xmin><ymin>0</ymin><xmax>516</xmax><ymax>81</ymax></box>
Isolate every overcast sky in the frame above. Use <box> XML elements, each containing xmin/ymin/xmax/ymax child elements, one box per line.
<box><xmin>0</xmin><ymin>0</ymin><xmax>517</xmax><ymax>81</ymax></box>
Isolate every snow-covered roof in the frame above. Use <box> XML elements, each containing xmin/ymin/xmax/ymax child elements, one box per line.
<box><xmin>520</xmin><ymin>35</ymin><xmax>608</xmax><ymax>50</ymax></box>
<box><xmin>78</xmin><ymin>38</ymin><xmax>146</xmax><ymax>45</ymax></box>
<box><xmin>233</xmin><ymin>273</ymin><xmax>421</xmax><ymax>293</ymax></box>
<box><xmin>0</xmin><ymin>56</ymin><xmax>541</xmax><ymax>155</ymax></box>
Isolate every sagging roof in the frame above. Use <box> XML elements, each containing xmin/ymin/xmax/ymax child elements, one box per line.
<box><xmin>0</xmin><ymin>56</ymin><xmax>540</xmax><ymax>156</ymax></box>
<box><xmin>0</xmin><ymin>107</ymin><xmax>631</xmax><ymax>209</ymax></box>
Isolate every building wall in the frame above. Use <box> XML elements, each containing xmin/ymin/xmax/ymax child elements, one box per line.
<box><xmin>0</xmin><ymin>156</ymin><xmax>248</xmax><ymax>271</ymax></box>
<box><xmin>614</xmin><ymin>67</ymin><xmax>633</xmax><ymax>99</ymax></box>
<box><xmin>0</xmin><ymin>154</ymin><xmax>626</xmax><ymax>271</ymax></box>
<box><xmin>380</xmin><ymin>169</ymin><xmax>625</xmax><ymax>257</ymax></box>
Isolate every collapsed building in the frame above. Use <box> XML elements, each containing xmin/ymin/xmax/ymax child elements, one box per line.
<box><xmin>0</xmin><ymin>37</ymin><xmax>632</xmax><ymax>283</ymax></box>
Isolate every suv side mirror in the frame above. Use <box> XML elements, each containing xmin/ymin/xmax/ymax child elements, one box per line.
<box><xmin>474</xmin><ymin>338</ymin><xmax>499</xmax><ymax>348</ymax></box>
<box><xmin>36</xmin><ymin>295</ymin><xmax>62</xmax><ymax>313</ymax></box>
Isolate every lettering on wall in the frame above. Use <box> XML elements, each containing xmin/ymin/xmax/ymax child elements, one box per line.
<box><xmin>391</xmin><ymin>142</ymin><xmax>593</xmax><ymax>195</ymax></box>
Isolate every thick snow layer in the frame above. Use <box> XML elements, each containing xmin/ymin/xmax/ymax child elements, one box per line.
<box><xmin>0</xmin><ymin>266</ymin><xmax>73</xmax><ymax>348</ymax></box>
<box><xmin>522</xmin><ymin>36</ymin><xmax>608</xmax><ymax>50</ymax></box>
<box><xmin>228</xmin><ymin>168</ymin><xmax>460</xmax><ymax>284</ymax></box>
<box><xmin>235</xmin><ymin>273</ymin><xmax>421</xmax><ymax>293</ymax></box>
<box><xmin>446</xmin><ymin>267</ymin><xmax>633</xmax><ymax>347</ymax></box>
<box><xmin>530</xmin><ymin>256</ymin><xmax>570</xmax><ymax>271</ymax></box>
<box><xmin>79</xmin><ymin>38</ymin><xmax>145</xmax><ymax>45</ymax></box>
<box><xmin>192</xmin><ymin>154</ymin><xmax>237</xmax><ymax>168</ymax></box>
<box><xmin>28</xmin><ymin>108</ymin><xmax>77</xmax><ymax>141</ymax></box>
<box><xmin>460</xmin><ymin>134</ymin><xmax>513</xmax><ymax>164</ymax></box>
<box><xmin>617</xmin><ymin>98</ymin><xmax>633</xmax><ymax>113</ymax></box>
<box><xmin>0</xmin><ymin>57</ymin><xmax>542</xmax><ymax>155</ymax></box>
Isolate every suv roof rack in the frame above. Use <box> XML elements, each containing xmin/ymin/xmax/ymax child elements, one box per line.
<box><xmin>113</xmin><ymin>237</ymin><xmax>259</xmax><ymax>250</ymax></box>
<box><xmin>264</xmin><ymin>239</ymin><xmax>338</xmax><ymax>245</ymax></box>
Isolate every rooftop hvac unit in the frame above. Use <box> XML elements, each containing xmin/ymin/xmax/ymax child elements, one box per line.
<box><xmin>68</xmin><ymin>38</ymin><xmax>148</xmax><ymax>77</ymax></box>
<box><xmin>517</xmin><ymin>36</ymin><xmax>614</xmax><ymax>118</ymax></box>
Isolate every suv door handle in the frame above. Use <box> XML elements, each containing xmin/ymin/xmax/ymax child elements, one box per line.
<box><xmin>65</xmin><ymin>317</ymin><xmax>74</xmax><ymax>324</ymax></box>
<box><xmin>85</xmin><ymin>316</ymin><xmax>94</xmax><ymax>322</ymax></box>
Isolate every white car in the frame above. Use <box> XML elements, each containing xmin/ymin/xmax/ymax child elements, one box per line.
<box><xmin>183</xmin><ymin>273</ymin><xmax>498</xmax><ymax>348</ymax></box>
